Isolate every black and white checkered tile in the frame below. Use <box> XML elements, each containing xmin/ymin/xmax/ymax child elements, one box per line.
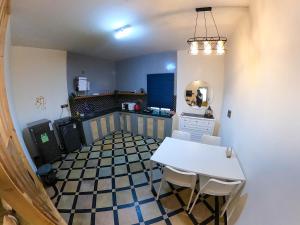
<box><xmin>49</xmin><ymin>131</ymin><xmax>226</xmax><ymax>225</ymax></box>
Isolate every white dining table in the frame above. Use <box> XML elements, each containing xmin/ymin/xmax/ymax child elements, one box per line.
<box><xmin>149</xmin><ymin>137</ymin><xmax>246</xmax><ymax>187</ymax></box>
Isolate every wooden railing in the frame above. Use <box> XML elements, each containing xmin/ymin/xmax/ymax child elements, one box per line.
<box><xmin>0</xmin><ymin>0</ymin><xmax>66</xmax><ymax>224</ymax></box>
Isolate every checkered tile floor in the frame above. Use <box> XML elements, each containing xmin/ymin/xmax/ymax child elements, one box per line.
<box><xmin>48</xmin><ymin>131</ymin><xmax>226</xmax><ymax>225</ymax></box>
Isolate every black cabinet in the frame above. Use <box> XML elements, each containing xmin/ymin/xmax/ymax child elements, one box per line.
<box><xmin>27</xmin><ymin>119</ymin><xmax>61</xmax><ymax>164</ymax></box>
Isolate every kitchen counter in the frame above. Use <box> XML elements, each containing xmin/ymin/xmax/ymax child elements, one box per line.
<box><xmin>78</xmin><ymin>108</ymin><xmax>174</xmax><ymax>145</ymax></box>
<box><xmin>77</xmin><ymin>107</ymin><xmax>174</xmax><ymax>121</ymax></box>
<box><xmin>120</xmin><ymin>109</ymin><xmax>174</xmax><ymax>118</ymax></box>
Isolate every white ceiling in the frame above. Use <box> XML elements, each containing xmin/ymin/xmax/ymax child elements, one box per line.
<box><xmin>11</xmin><ymin>0</ymin><xmax>249</xmax><ymax>61</ymax></box>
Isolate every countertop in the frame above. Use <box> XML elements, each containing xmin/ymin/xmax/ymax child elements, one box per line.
<box><xmin>120</xmin><ymin>109</ymin><xmax>174</xmax><ymax>118</ymax></box>
<box><xmin>181</xmin><ymin>112</ymin><xmax>214</xmax><ymax>120</ymax></box>
<box><xmin>76</xmin><ymin>107</ymin><xmax>174</xmax><ymax>122</ymax></box>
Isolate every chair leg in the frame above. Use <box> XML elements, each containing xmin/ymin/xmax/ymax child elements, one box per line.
<box><xmin>160</xmin><ymin>164</ymin><xmax>164</xmax><ymax>173</ymax></box>
<box><xmin>188</xmin><ymin>190</ymin><xmax>201</xmax><ymax>214</ymax></box>
<box><xmin>156</xmin><ymin>178</ymin><xmax>164</xmax><ymax>200</ymax></box>
<box><xmin>221</xmin><ymin>183</ymin><xmax>243</xmax><ymax>217</ymax></box>
<box><xmin>221</xmin><ymin>195</ymin><xmax>233</xmax><ymax>217</ymax></box>
<box><xmin>50</xmin><ymin>185</ymin><xmax>59</xmax><ymax>199</ymax></box>
<box><xmin>186</xmin><ymin>187</ymin><xmax>195</xmax><ymax>211</ymax></box>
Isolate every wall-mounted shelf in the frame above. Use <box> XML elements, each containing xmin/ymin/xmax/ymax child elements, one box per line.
<box><xmin>74</xmin><ymin>93</ymin><xmax>114</xmax><ymax>100</ymax></box>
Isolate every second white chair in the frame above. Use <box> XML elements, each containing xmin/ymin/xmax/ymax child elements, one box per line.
<box><xmin>200</xmin><ymin>134</ymin><xmax>222</xmax><ymax>146</ymax></box>
<box><xmin>189</xmin><ymin>176</ymin><xmax>241</xmax><ymax>216</ymax></box>
<box><xmin>172</xmin><ymin>130</ymin><xmax>191</xmax><ymax>141</ymax></box>
<box><xmin>156</xmin><ymin>166</ymin><xmax>197</xmax><ymax>210</ymax></box>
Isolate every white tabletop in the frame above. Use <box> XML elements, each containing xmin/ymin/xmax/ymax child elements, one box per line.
<box><xmin>151</xmin><ymin>137</ymin><xmax>246</xmax><ymax>181</ymax></box>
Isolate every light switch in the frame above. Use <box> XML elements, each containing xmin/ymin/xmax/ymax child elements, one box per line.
<box><xmin>227</xmin><ymin>110</ymin><xmax>232</xmax><ymax>118</ymax></box>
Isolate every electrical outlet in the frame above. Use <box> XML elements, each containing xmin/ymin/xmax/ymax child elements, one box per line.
<box><xmin>227</xmin><ymin>110</ymin><xmax>232</xmax><ymax>118</ymax></box>
<box><xmin>61</xmin><ymin>104</ymin><xmax>69</xmax><ymax>109</ymax></box>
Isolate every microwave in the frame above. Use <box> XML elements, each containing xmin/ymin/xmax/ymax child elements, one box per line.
<box><xmin>122</xmin><ymin>102</ymin><xmax>136</xmax><ymax>111</ymax></box>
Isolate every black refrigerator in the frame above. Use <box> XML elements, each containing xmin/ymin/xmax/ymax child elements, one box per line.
<box><xmin>27</xmin><ymin>119</ymin><xmax>61</xmax><ymax>164</ymax></box>
<box><xmin>54</xmin><ymin>117</ymin><xmax>82</xmax><ymax>153</ymax></box>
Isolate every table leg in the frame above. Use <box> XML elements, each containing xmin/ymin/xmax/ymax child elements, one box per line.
<box><xmin>215</xmin><ymin>196</ymin><xmax>220</xmax><ymax>225</ymax></box>
<box><xmin>149</xmin><ymin>160</ymin><xmax>153</xmax><ymax>190</ymax></box>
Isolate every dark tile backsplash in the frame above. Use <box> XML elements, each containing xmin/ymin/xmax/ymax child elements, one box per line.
<box><xmin>70</xmin><ymin>94</ymin><xmax>176</xmax><ymax>116</ymax></box>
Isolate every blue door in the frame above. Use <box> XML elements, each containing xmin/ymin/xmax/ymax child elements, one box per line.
<box><xmin>147</xmin><ymin>73</ymin><xmax>174</xmax><ymax>109</ymax></box>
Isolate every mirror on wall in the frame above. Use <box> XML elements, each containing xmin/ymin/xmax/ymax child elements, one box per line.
<box><xmin>185</xmin><ymin>80</ymin><xmax>212</xmax><ymax>109</ymax></box>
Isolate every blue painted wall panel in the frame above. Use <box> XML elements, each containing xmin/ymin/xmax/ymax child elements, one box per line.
<box><xmin>115</xmin><ymin>51</ymin><xmax>177</xmax><ymax>93</ymax></box>
<box><xmin>67</xmin><ymin>51</ymin><xmax>177</xmax><ymax>96</ymax></box>
<box><xmin>67</xmin><ymin>52</ymin><xmax>116</xmax><ymax>94</ymax></box>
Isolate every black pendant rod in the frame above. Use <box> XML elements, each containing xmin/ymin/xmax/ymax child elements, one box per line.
<box><xmin>193</xmin><ymin>11</ymin><xmax>199</xmax><ymax>38</ymax></box>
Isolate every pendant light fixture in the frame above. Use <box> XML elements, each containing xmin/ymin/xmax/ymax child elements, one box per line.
<box><xmin>187</xmin><ymin>7</ymin><xmax>227</xmax><ymax>56</ymax></box>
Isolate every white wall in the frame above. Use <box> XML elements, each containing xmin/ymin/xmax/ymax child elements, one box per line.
<box><xmin>10</xmin><ymin>46</ymin><xmax>69</xmax><ymax>129</ymax></box>
<box><xmin>221</xmin><ymin>1</ymin><xmax>300</xmax><ymax>224</ymax></box>
<box><xmin>176</xmin><ymin>50</ymin><xmax>224</xmax><ymax>133</ymax></box>
<box><xmin>4</xmin><ymin>21</ymin><xmax>36</xmax><ymax>170</ymax></box>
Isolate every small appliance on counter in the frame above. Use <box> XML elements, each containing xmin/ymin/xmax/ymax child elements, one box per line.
<box><xmin>160</xmin><ymin>108</ymin><xmax>171</xmax><ymax>116</ymax></box>
<box><xmin>75</xmin><ymin>76</ymin><xmax>90</xmax><ymax>92</ymax></box>
<box><xmin>134</xmin><ymin>103</ymin><xmax>141</xmax><ymax>112</ymax></box>
<box><xmin>150</xmin><ymin>107</ymin><xmax>160</xmax><ymax>115</ymax></box>
<box><xmin>121</xmin><ymin>102</ymin><xmax>128</xmax><ymax>110</ymax></box>
<box><xmin>144</xmin><ymin>107</ymin><xmax>173</xmax><ymax>117</ymax></box>
<box><xmin>122</xmin><ymin>102</ymin><xmax>136</xmax><ymax>111</ymax></box>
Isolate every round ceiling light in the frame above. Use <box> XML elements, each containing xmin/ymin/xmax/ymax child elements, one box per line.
<box><xmin>114</xmin><ymin>25</ymin><xmax>132</xmax><ymax>39</ymax></box>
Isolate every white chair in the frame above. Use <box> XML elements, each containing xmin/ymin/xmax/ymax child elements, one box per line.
<box><xmin>172</xmin><ymin>130</ymin><xmax>191</xmax><ymax>141</ymax></box>
<box><xmin>200</xmin><ymin>134</ymin><xmax>222</xmax><ymax>146</ymax></box>
<box><xmin>189</xmin><ymin>176</ymin><xmax>241</xmax><ymax>216</ymax></box>
<box><xmin>156</xmin><ymin>166</ymin><xmax>197</xmax><ymax>210</ymax></box>
<box><xmin>158</xmin><ymin>131</ymin><xmax>190</xmax><ymax>170</ymax></box>
<box><xmin>158</xmin><ymin>130</ymin><xmax>191</xmax><ymax>173</ymax></box>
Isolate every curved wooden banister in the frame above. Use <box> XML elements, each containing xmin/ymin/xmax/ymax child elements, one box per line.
<box><xmin>0</xmin><ymin>0</ymin><xmax>66</xmax><ymax>224</ymax></box>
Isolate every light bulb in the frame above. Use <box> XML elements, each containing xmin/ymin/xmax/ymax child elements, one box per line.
<box><xmin>217</xmin><ymin>40</ymin><xmax>225</xmax><ymax>55</ymax></box>
<box><xmin>190</xmin><ymin>41</ymin><xmax>199</xmax><ymax>55</ymax></box>
<box><xmin>203</xmin><ymin>41</ymin><xmax>212</xmax><ymax>55</ymax></box>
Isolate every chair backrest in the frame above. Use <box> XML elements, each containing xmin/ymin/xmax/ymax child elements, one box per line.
<box><xmin>172</xmin><ymin>130</ymin><xmax>191</xmax><ymax>141</ymax></box>
<box><xmin>200</xmin><ymin>178</ymin><xmax>241</xmax><ymax>196</ymax></box>
<box><xmin>163</xmin><ymin>166</ymin><xmax>197</xmax><ymax>188</ymax></box>
<box><xmin>201</xmin><ymin>135</ymin><xmax>222</xmax><ymax>146</ymax></box>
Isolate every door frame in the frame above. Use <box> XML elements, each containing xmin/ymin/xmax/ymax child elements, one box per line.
<box><xmin>0</xmin><ymin>0</ymin><xmax>65</xmax><ymax>224</ymax></box>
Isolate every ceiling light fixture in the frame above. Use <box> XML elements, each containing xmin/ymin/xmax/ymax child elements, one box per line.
<box><xmin>114</xmin><ymin>25</ymin><xmax>132</xmax><ymax>39</ymax></box>
<box><xmin>187</xmin><ymin>7</ymin><xmax>227</xmax><ymax>56</ymax></box>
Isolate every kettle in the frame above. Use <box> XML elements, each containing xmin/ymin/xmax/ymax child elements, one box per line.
<box><xmin>134</xmin><ymin>103</ymin><xmax>141</xmax><ymax>112</ymax></box>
